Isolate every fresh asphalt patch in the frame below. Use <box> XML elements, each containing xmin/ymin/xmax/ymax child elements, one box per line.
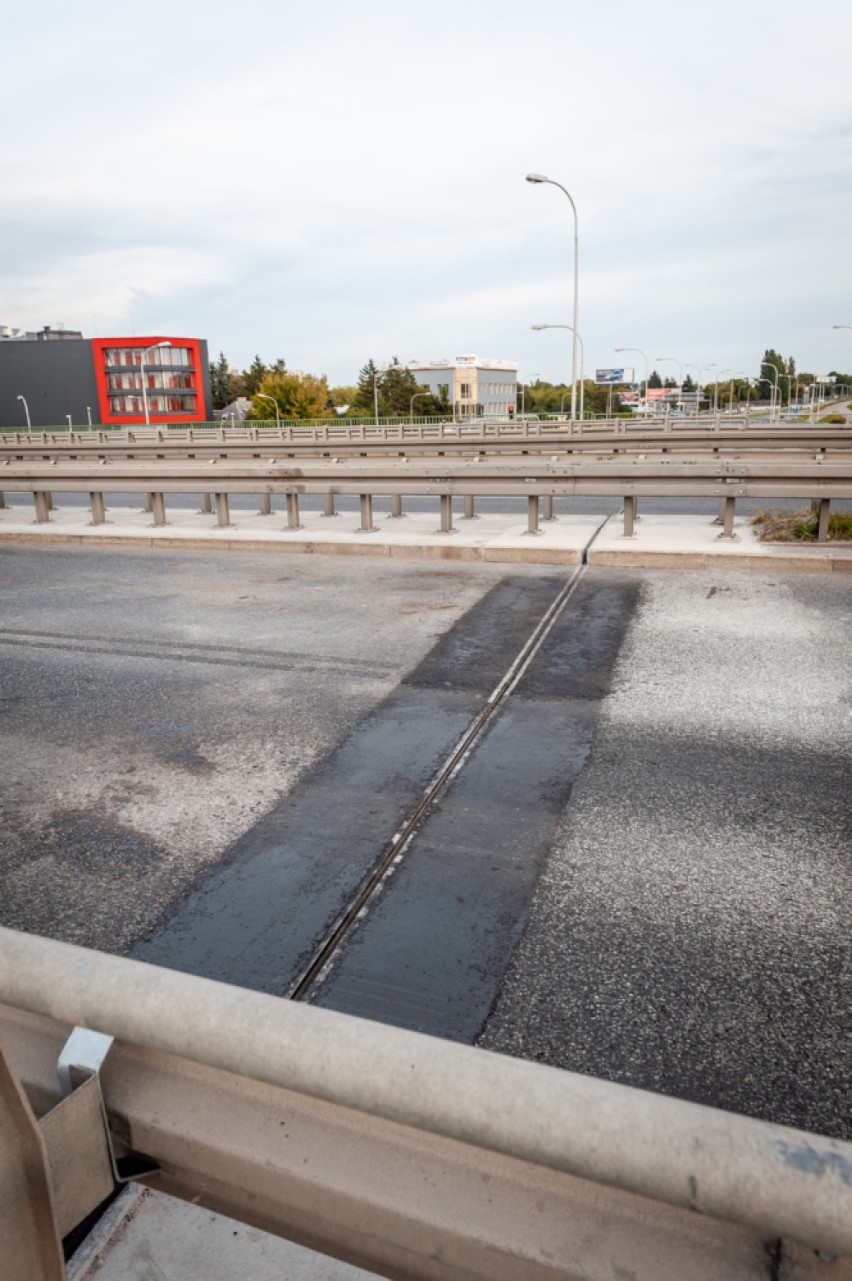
<box><xmin>309</xmin><ymin>575</ymin><xmax>639</xmax><ymax>1039</ymax></box>
<box><xmin>129</xmin><ymin>573</ymin><xmax>572</xmax><ymax>990</ymax></box>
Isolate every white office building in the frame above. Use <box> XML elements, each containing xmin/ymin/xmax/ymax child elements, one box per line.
<box><xmin>408</xmin><ymin>355</ymin><xmax>518</xmax><ymax>418</ymax></box>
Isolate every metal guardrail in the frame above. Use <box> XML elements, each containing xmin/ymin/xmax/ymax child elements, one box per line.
<box><xmin>0</xmin><ymin>408</ymin><xmax>849</xmax><ymax>445</ymax></box>
<box><xmin>1</xmin><ymin>455</ymin><xmax>850</xmax><ymax>540</ymax></box>
<box><xmin>2</xmin><ymin>423</ymin><xmax>851</xmax><ymax>461</ymax></box>
<box><xmin>1</xmin><ymin>927</ymin><xmax>850</xmax><ymax>1281</ymax></box>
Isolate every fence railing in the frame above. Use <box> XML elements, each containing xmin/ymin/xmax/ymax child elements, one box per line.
<box><xmin>1</xmin><ymin>926</ymin><xmax>849</xmax><ymax>1281</ymax></box>
<box><xmin>0</xmin><ymin>404</ymin><xmax>848</xmax><ymax>444</ymax></box>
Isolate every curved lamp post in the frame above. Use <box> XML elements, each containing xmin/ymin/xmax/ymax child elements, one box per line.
<box><xmin>656</xmin><ymin>357</ymin><xmax>683</xmax><ymax>414</ymax></box>
<box><xmin>410</xmin><ymin>392</ymin><xmax>430</xmax><ymax>423</ymax></box>
<box><xmin>615</xmin><ymin>347</ymin><xmax>650</xmax><ymax>415</ymax></box>
<box><xmin>532</xmin><ymin>324</ymin><xmax>585</xmax><ymax>419</ymax></box>
<box><xmin>256</xmin><ymin>393</ymin><xmax>281</xmax><ymax>427</ymax></box>
<box><xmin>140</xmin><ymin>341</ymin><xmax>172</xmax><ymax>426</ymax></box>
<box><xmin>760</xmin><ymin>361</ymin><xmax>781</xmax><ymax>423</ymax></box>
<box><xmin>525</xmin><ymin>173</ymin><xmax>579</xmax><ymax>421</ymax></box>
<box><xmin>17</xmin><ymin>395</ymin><xmax>31</xmax><ymax>431</ymax></box>
<box><xmin>685</xmin><ymin>363</ymin><xmax>715</xmax><ymax>417</ymax></box>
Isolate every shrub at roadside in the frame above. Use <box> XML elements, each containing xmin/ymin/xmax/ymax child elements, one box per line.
<box><xmin>752</xmin><ymin>508</ymin><xmax>852</xmax><ymax>541</ymax></box>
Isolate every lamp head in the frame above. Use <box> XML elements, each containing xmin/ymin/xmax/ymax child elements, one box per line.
<box><xmin>531</xmin><ymin>324</ymin><xmax>547</xmax><ymax>331</ymax></box>
<box><xmin>525</xmin><ymin>173</ymin><xmax>548</xmax><ymax>184</ymax></box>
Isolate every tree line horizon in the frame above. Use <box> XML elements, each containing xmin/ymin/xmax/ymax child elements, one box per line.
<box><xmin>209</xmin><ymin>349</ymin><xmax>851</xmax><ymax>420</ymax></box>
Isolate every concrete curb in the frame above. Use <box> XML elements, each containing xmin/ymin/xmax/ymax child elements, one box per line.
<box><xmin>1</xmin><ymin>509</ymin><xmax>850</xmax><ymax>572</ymax></box>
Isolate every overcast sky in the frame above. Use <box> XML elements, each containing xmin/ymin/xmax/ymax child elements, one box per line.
<box><xmin>3</xmin><ymin>0</ymin><xmax>851</xmax><ymax>388</ymax></box>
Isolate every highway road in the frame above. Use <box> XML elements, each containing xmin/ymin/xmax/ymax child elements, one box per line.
<box><xmin>0</xmin><ymin>544</ymin><xmax>848</xmax><ymax>1142</ymax></box>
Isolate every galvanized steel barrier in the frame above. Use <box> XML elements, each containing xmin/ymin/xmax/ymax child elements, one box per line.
<box><xmin>0</xmin><ymin>927</ymin><xmax>850</xmax><ymax>1281</ymax></box>
<box><xmin>1</xmin><ymin>455</ymin><xmax>850</xmax><ymax>540</ymax></box>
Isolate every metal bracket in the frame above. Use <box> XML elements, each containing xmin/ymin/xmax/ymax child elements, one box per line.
<box><xmin>57</xmin><ymin>1026</ymin><xmax>159</xmax><ymax>1187</ymax></box>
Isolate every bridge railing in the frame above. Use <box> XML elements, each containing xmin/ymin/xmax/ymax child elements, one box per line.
<box><xmin>1</xmin><ymin>926</ymin><xmax>849</xmax><ymax>1281</ymax></box>
<box><xmin>1</xmin><ymin>455</ymin><xmax>850</xmax><ymax>541</ymax></box>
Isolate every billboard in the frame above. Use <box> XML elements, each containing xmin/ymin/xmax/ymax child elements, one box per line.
<box><xmin>595</xmin><ymin>367</ymin><xmax>634</xmax><ymax>385</ymax></box>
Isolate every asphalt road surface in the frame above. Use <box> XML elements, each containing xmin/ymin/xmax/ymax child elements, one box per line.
<box><xmin>0</xmin><ymin>544</ymin><xmax>848</xmax><ymax>1141</ymax></box>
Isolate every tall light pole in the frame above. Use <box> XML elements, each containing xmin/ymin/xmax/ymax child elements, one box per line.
<box><xmin>615</xmin><ymin>347</ymin><xmax>650</xmax><ymax>415</ymax></box>
<box><xmin>16</xmin><ymin>395</ymin><xmax>30</xmax><ymax>431</ymax></box>
<box><xmin>140</xmin><ymin>341</ymin><xmax>172</xmax><ymax>426</ymax></box>
<box><xmin>760</xmin><ymin>361</ymin><xmax>781</xmax><ymax>423</ymax></box>
<box><xmin>531</xmin><ymin>324</ymin><xmax>585</xmax><ymax>419</ymax></box>
<box><xmin>526</xmin><ymin>173</ymin><xmax>579</xmax><ymax>421</ymax></box>
<box><xmin>685</xmin><ymin>363</ymin><xmax>715</xmax><ymax>417</ymax></box>
<box><xmin>409</xmin><ymin>392</ymin><xmax>429</xmax><ymax>422</ymax></box>
<box><xmin>711</xmin><ymin>370</ymin><xmax>730</xmax><ymax>414</ymax></box>
<box><xmin>256</xmin><ymin>393</ymin><xmax>281</xmax><ymax>427</ymax></box>
<box><xmin>656</xmin><ymin>357</ymin><xmax>683</xmax><ymax>414</ymax></box>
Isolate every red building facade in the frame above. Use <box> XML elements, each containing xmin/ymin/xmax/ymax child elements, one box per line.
<box><xmin>91</xmin><ymin>336</ymin><xmax>209</xmax><ymax>425</ymax></box>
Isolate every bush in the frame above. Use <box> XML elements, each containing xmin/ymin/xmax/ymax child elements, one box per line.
<box><xmin>819</xmin><ymin>413</ymin><xmax>846</xmax><ymax>423</ymax></box>
<box><xmin>752</xmin><ymin>508</ymin><xmax>852</xmax><ymax>541</ymax></box>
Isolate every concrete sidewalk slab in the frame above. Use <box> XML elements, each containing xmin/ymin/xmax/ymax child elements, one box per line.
<box><xmin>1</xmin><ymin>503</ymin><xmax>850</xmax><ymax>571</ymax></box>
<box><xmin>588</xmin><ymin>512</ymin><xmax>852</xmax><ymax>573</ymax></box>
<box><xmin>0</xmin><ymin>502</ymin><xmax>592</xmax><ymax>565</ymax></box>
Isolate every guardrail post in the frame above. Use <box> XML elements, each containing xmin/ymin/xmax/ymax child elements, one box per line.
<box><xmin>89</xmin><ymin>493</ymin><xmax>106</xmax><ymax>525</ymax></box>
<box><xmin>150</xmin><ymin>493</ymin><xmax>167</xmax><ymax>526</ymax></box>
<box><xmin>715</xmin><ymin>495</ymin><xmax>738</xmax><ymax>541</ymax></box>
<box><xmin>712</xmin><ymin>497</ymin><xmax>727</xmax><ymax>526</ymax></box>
<box><xmin>438</xmin><ymin>494</ymin><xmax>456</xmax><ymax>534</ymax></box>
<box><xmin>542</xmin><ymin>495</ymin><xmax>556</xmax><ymax>521</ymax></box>
<box><xmin>258</xmin><ymin>493</ymin><xmax>272</xmax><ymax>516</ymax></box>
<box><xmin>324</xmin><ymin>493</ymin><xmax>337</xmax><ymax>517</ymax></box>
<box><xmin>390</xmin><ymin>495</ymin><xmax>404</xmax><ymax>518</ymax></box>
<box><xmin>199</xmin><ymin>494</ymin><xmax>212</xmax><ymax>514</ymax></box>
<box><xmin>359</xmin><ymin>494</ymin><xmax>377</xmax><ymax>532</ymax></box>
<box><xmin>526</xmin><ymin>495</ymin><xmax>542</xmax><ymax>535</ymax></box>
<box><xmin>143</xmin><ymin>494</ymin><xmax>153</xmax><ymax>513</ymax></box>
<box><xmin>287</xmin><ymin>494</ymin><xmax>303</xmax><ymax>530</ymax></box>
<box><xmin>34</xmin><ymin>492</ymin><xmax>50</xmax><ymax>523</ymax></box>
<box><xmin>214</xmin><ymin>493</ymin><xmax>231</xmax><ymax>527</ymax></box>
<box><xmin>463</xmin><ymin>495</ymin><xmax>477</xmax><ymax>520</ymax></box>
<box><xmin>817</xmin><ymin>497</ymin><xmax>831</xmax><ymax>543</ymax></box>
<box><xmin>622</xmin><ymin>496</ymin><xmax>637</xmax><ymax>538</ymax></box>
<box><xmin>0</xmin><ymin>491</ymin><xmax>6</xmax><ymax>509</ymax></box>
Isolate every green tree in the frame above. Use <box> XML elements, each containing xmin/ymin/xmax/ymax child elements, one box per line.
<box><xmin>247</xmin><ymin>370</ymin><xmax>332</xmax><ymax>421</ymax></box>
<box><xmin>648</xmin><ymin>369</ymin><xmax>663</xmax><ymax>389</ymax></box>
<box><xmin>353</xmin><ymin>359</ymin><xmax>380</xmax><ymax>415</ymax></box>
<box><xmin>243</xmin><ymin>355</ymin><xmax>269</xmax><ymax>397</ymax></box>
<box><xmin>758</xmin><ymin>349</ymin><xmax>788</xmax><ymax>403</ymax></box>
<box><xmin>209</xmin><ymin>351</ymin><xmax>232</xmax><ymax>410</ymax></box>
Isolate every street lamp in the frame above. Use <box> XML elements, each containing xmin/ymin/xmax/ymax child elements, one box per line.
<box><xmin>140</xmin><ymin>341</ymin><xmax>172</xmax><ymax>426</ymax></box>
<box><xmin>256</xmin><ymin>393</ymin><xmax>281</xmax><ymax>427</ymax></box>
<box><xmin>760</xmin><ymin>361</ymin><xmax>781</xmax><ymax>423</ymax></box>
<box><xmin>615</xmin><ymin>347</ymin><xmax>650</xmax><ymax>415</ymax></box>
<box><xmin>410</xmin><ymin>392</ymin><xmax>430</xmax><ymax>423</ymax></box>
<box><xmin>833</xmin><ymin>324</ymin><xmax>852</xmax><ymax>331</ymax></box>
<box><xmin>685</xmin><ymin>364</ymin><xmax>715</xmax><ymax>417</ymax></box>
<box><xmin>532</xmin><ymin>324</ymin><xmax>585</xmax><ymax>419</ymax></box>
<box><xmin>656</xmin><ymin>357</ymin><xmax>683</xmax><ymax>414</ymax></box>
<box><xmin>16</xmin><ymin>395</ymin><xmax>30</xmax><ymax>431</ymax></box>
<box><xmin>525</xmin><ymin>173</ymin><xmax>579</xmax><ymax>420</ymax></box>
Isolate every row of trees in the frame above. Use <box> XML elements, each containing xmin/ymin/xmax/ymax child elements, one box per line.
<box><xmin>210</xmin><ymin>353</ymin><xmax>452</xmax><ymax>420</ymax></box>
<box><xmin>210</xmin><ymin>350</ymin><xmax>852</xmax><ymax>421</ymax></box>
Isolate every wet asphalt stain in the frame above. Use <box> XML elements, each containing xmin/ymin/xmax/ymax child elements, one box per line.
<box><xmin>309</xmin><ymin>574</ymin><xmax>640</xmax><ymax>1040</ymax></box>
<box><xmin>129</xmin><ymin>574</ymin><xmax>572</xmax><ymax>991</ymax></box>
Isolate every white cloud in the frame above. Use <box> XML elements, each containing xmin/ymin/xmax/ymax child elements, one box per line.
<box><xmin>1</xmin><ymin>0</ymin><xmax>850</xmax><ymax>382</ymax></box>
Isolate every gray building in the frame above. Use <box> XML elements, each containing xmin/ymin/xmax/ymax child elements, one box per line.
<box><xmin>0</xmin><ymin>326</ymin><xmax>211</xmax><ymax>428</ymax></box>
